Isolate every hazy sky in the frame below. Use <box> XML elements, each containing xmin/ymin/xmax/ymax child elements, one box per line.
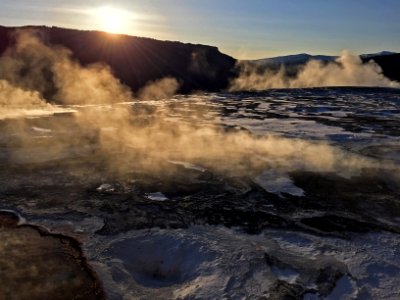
<box><xmin>0</xmin><ymin>0</ymin><xmax>399</xmax><ymax>59</ymax></box>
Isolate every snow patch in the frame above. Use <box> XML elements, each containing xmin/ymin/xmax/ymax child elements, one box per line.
<box><xmin>96</xmin><ymin>184</ymin><xmax>116</xmax><ymax>193</ymax></box>
<box><xmin>146</xmin><ymin>192</ymin><xmax>169</xmax><ymax>201</ymax></box>
<box><xmin>271</xmin><ymin>266</ymin><xmax>299</xmax><ymax>284</ymax></box>
<box><xmin>31</xmin><ymin>126</ymin><xmax>52</xmax><ymax>133</ymax></box>
<box><xmin>168</xmin><ymin>160</ymin><xmax>206</xmax><ymax>172</ymax></box>
<box><xmin>254</xmin><ymin>170</ymin><xmax>304</xmax><ymax>197</ymax></box>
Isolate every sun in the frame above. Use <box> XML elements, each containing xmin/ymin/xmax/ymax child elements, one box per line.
<box><xmin>93</xmin><ymin>6</ymin><xmax>132</xmax><ymax>34</ymax></box>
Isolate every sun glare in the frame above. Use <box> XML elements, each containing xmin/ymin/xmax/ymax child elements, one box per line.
<box><xmin>93</xmin><ymin>6</ymin><xmax>133</xmax><ymax>34</ymax></box>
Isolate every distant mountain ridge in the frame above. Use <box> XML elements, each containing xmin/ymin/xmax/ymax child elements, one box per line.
<box><xmin>253</xmin><ymin>53</ymin><xmax>336</xmax><ymax>66</ymax></box>
<box><xmin>253</xmin><ymin>51</ymin><xmax>397</xmax><ymax>66</ymax></box>
<box><xmin>360</xmin><ymin>51</ymin><xmax>396</xmax><ymax>59</ymax></box>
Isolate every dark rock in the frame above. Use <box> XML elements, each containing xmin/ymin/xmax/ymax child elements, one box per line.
<box><xmin>315</xmin><ymin>267</ymin><xmax>345</xmax><ymax>296</ymax></box>
<box><xmin>0</xmin><ymin>210</ymin><xmax>19</xmax><ymax>227</ymax></box>
<box><xmin>300</xmin><ymin>215</ymin><xmax>380</xmax><ymax>234</ymax></box>
<box><xmin>267</xmin><ymin>281</ymin><xmax>306</xmax><ymax>300</ymax></box>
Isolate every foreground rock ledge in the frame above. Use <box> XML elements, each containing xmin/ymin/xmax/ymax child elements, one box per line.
<box><xmin>0</xmin><ymin>211</ymin><xmax>105</xmax><ymax>300</ymax></box>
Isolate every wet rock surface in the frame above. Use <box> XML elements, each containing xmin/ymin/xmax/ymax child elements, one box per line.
<box><xmin>1</xmin><ymin>160</ymin><xmax>397</xmax><ymax>238</ymax></box>
<box><xmin>1</xmin><ymin>88</ymin><xmax>400</xmax><ymax>299</ymax></box>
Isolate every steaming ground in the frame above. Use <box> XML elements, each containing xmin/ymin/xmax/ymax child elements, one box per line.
<box><xmin>0</xmin><ymin>31</ymin><xmax>383</xmax><ymax>180</ymax></box>
<box><xmin>1</xmin><ymin>30</ymin><xmax>400</xmax><ymax>299</ymax></box>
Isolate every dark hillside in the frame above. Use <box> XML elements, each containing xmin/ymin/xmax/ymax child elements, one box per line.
<box><xmin>363</xmin><ymin>53</ymin><xmax>400</xmax><ymax>83</ymax></box>
<box><xmin>0</xmin><ymin>25</ymin><xmax>237</xmax><ymax>93</ymax></box>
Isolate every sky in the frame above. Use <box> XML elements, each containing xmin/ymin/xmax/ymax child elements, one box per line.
<box><xmin>0</xmin><ymin>0</ymin><xmax>399</xmax><ymax>59</ymax></box>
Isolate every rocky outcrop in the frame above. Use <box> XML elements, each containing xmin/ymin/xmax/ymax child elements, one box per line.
<box><xmin>0</xmin><ymin>211</ymin><xmax>105</xmax><ymax>300</ymax></box>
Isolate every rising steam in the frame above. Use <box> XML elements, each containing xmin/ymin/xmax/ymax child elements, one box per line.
<box><xmin>0</xmin><ymin>79</ymin><xmax>56</xmax><ymax>119</ymax></box>
<box><xmin>0</xmin><ymin>30</ymin><xmax>395</xmax><ymax>183</ymax></box>
<box><xmin>229</xmin><ymin>51</ymin><xmax>400</xmax><ymax>91</ymax></box>
<box><xmin>138</xmin><ymin>77</ymin><xmax>180</xmax><ymax>100</ymax></box>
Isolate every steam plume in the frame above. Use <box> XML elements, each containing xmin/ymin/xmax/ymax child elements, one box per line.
<box><xmin>229</xmin><ymin>51</ymin><xmax>400</xmax><ymax>91</ymax></box>
<box><xmin>0</xmin><ymin>79</ymin><xmax>55</xmax><ymax>119</ymax></box>
<box><xmin>138</xmin><ymin>77</ymin><xmax>180</xmax><ymax>100</ymax></box>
